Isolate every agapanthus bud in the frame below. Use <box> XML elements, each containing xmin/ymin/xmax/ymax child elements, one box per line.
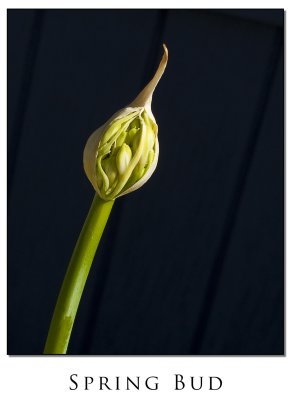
<box><xmin>83</xmin><ymin>44</ymin><xmax>168</xmax><ymax>201</ymax></box>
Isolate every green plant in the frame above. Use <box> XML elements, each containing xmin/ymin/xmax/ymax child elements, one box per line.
<box><xmin>44</xmin><ymin>45</ymin><xmax>168</xmax><ymax>354</ymax></box>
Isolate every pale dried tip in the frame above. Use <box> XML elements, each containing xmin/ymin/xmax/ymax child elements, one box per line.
<box><xmin>130</xmin><ymin>44</ymin><xmax>168</xmax><ymax>108</ymax></box>
<box><xmin>162</xmin><ymin>43</ymin><xmax>168</xmax><ymax>61</ymax></box>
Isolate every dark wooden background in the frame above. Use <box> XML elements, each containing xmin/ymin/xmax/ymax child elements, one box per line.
<box><xmin>8</xmin><ymin>9</ymin><xmax>284</xmax><ymax>355</ymax></box>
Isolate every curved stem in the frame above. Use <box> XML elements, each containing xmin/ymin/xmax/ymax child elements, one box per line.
<box><xmin>44</xmin><ymin>194</ymin><xmax>114</xmax><ymax>354</ymax></box>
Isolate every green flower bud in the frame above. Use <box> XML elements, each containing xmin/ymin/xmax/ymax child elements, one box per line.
<box><xmin>116</xmin><ymin>143</ymin><xmax>132</xmax><ymax>175</ymax></box>
<box><xmin>83</xmin><ymin>45</ymin><xmax>168</xmax><ymax>200</ymax></box>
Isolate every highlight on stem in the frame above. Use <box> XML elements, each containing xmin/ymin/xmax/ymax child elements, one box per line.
<box><xmin>44</xmin><ymin>44</ymin><xmax>168</xmax><ymax>354</ymax></box>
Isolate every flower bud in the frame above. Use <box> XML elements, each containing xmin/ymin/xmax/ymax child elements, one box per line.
<box><xmin>83</xmin><ymin>44</ymin><xmax>168</xmax><ymax>201</ymax></box>
<box><xmin>116</xmin><ymin>143</ymin><xmax>132</xmax><ymax>175</ymax></box>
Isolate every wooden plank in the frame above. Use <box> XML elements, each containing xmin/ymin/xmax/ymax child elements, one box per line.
<box><xmin>7</xmin><ymin>10</ymin><xmax>42</xmax><ymax>186</ymax></box>
<box><xmin>199</xmin><ymin>48</ymin><xmax>284</xmax><ymax>355</ymax></box>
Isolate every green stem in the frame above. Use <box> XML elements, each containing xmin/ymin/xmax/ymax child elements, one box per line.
<box><xmin>44</xmin><ymin>194</ymin><xmax>114</xmax><ymax>354</ymax></box>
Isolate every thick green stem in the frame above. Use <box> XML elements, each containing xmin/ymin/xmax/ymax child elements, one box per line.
<box><xmin>44</xmin><ymin>194</ymin><xmax>114</xmax><ymax>354</ymax></box>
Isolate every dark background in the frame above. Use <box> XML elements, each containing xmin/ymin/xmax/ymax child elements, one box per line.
<box><xmin>8</xmin><ymin>9</ymin><xmax>284</xmax><ymax>355</ymax></box>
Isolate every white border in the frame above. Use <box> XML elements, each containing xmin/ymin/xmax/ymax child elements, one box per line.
<box><xmin>1</xmin><ymin>2</ymin><xmax>289</xmax><ymax>399</ymax></box>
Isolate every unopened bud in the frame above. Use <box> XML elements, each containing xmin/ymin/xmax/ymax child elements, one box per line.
<box><xmin>116</xmin><ymin>143</ymin><xmax>132</xmax><ymax>175</ymax></box>
<box><xmin>83</xmin><ymin>44</ymin><xmax>168</xmax><ymax>200</ymax></box>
